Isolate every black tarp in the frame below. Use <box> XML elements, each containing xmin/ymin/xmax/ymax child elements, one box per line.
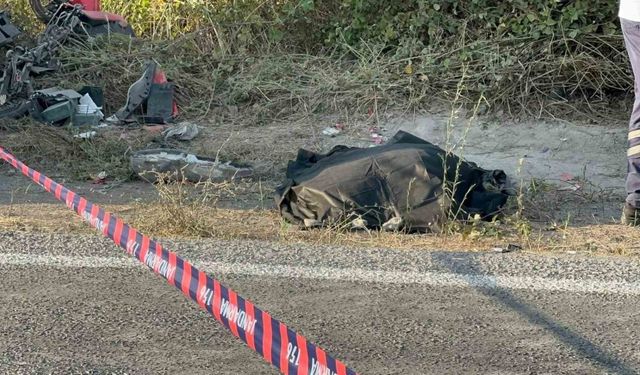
<box><xmin>275</xmin><ymin>131</ymin><xmax>511</xmax><ymax>232</ymax></box>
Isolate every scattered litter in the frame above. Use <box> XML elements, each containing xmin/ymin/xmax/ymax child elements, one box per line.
<box><xmin>303</xmin><ymin>219</ymin><xmax>322</xmax><ymax>228</ymax></box>
<box><xmin>541</xmin><ymin>146</ymin><xmax>550</xmax><ymax>153</ymax></box>
<box><xmin>382</xmin><ymin>217</ymin><xmax>403</xmax><ymax>232</ymax></box>
<box><xmin>105</xmin><ymin>114</ymin><xmax>120</xmax><ymax>124</ymax></box>
<box><xmin>74</xmin><ymin>131</ymin><xmax>97</xmax><ymax>139</ymax></box>
<box><xmin>163</xmin><ymin>121</ymin><xmax>199</xmax><ymax>141</ymax></box>
<box><xmin>558</xmin><ymin>184</ymin><xmax>581</xmax><ymax>192</ymax></box>
<box><xmin>29</xmin><ymin>87</ymin><xmax>106</xmax><ymax>127</ymax></box>
<box><xmin>351</xmin><ymin>217</ymin><xmax>368</xmax><ymax>230</ymax></box>
<box><xmin>91</xmin><ymin>171</ymin><xmax>108</xmax><ymax>184</ymax></box>
<box><xmin>558</xmin><ymin>173</ymin><xmax>581</xmax><ymax>191</ymax></box>
<box><xmin>78</xmin><ymin>86</ymin><xmax>104</xmax><ymax>108</ymax></box>
<box><xmin>78</xmin><ymin>93</ymin><xmax>103</xmax><ymax>116</ymax></box>
<box><xmin>368</xmin><ymin>126</ymin><xmax>386</xmax><ymax>144</ymax></box>
<box><xmin>322</xmin><ymin>127</ymin><xmax>341</xmax><ymax>137</ymax></box>
<box><xmin>371</xmin><ymin>133</ymin><xmax>385</xmax><ymax>144</ymax></box>
<box><xmin>560</xmin><ymin>172</ymin><xmax>574</xmax><ymax>182</ymax></box>
<box><xmin>492</xmin><ymin>244</ymin><xmax>522</xmax><ymax>253</ymax></box>
<box><xmin>130</xmin><ymin>149</ymin><xmax>253</xmax><ymax>183</ymax></box>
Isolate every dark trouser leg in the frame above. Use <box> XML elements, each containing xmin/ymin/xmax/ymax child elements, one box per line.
<box><xmin>622</xmin><ymin>18</ymin><xmax>640</xmax><ymax>208</ymax></box>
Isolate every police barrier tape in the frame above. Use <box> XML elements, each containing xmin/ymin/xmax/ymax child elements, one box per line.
<box><xmin>0</xmin><ymin>146</ymin><xmax>358</xmax><ymax>375</ymax></box>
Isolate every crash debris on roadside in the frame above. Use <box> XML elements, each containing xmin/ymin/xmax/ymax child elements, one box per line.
<box><xmin>130</xmin><ymin>149</ymin><xmax>253</xmax><ymax>183</ymax></box>
<box><xmin>0</xmin><ymin>5</ymin><xmax>253</xmax><ymax>185</ymax></box>
<box><xmin>0</xmin><ymin>7</ymin><xmax>176</xmax><ymax>128</ymax></box>
<box><xmin>276</xmin><ymin>131</ymin><xmax>513</xmax><ymax>232</ymax></box>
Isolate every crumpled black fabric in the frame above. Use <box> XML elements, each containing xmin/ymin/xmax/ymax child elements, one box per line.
<box><xmin>275</xmin><ymin>131</ymin><xmax>510</xmax><ymax>232</ymax></box>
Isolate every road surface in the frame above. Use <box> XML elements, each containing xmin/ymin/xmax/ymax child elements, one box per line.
<box><xmin>1</xmin><ymin>231</ymin><xmax>640</xmax><ymax>374</ymax></box>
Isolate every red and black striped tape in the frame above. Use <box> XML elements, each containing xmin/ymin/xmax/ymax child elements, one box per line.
<box><xmin>0</xmin><ymin>146</ymin><xmax>358</xmax><ymax>375</ymax></box>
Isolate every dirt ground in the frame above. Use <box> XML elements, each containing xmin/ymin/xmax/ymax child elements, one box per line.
<box><xmin>0</xmin><ymin>111</ymin><xmax>636</xmax><ymax>255</ymax></box>
<box><xmin>2</xmin><ymin>110</ymin><xmax>628</xmax><ymax>211</ymax></box>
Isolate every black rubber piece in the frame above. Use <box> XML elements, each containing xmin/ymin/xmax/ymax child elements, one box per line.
<box><xmin>29</xmin><ymin>0</ymin><xmax>59</xmax><ymax>24</ymax></box>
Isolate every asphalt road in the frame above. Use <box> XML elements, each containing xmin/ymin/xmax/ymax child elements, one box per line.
<box><xmin>1</xmin><ymin>231</ymin><xmax>640</xmax><ymax>374</ymax></box>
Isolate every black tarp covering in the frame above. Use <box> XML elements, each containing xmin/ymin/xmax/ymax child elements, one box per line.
<box><xmin>275</xmin><ymin>131</ymin><xmax>511</xmax><ymax>232</ymax></box>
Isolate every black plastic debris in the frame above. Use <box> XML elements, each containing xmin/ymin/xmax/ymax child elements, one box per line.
<box><xmin>78</xmin><ymin>86</ymin><xmax>104</xmax><ymax>108</ymax></box>
<box><xmin>112</xmin><ymin>61</ymin><xmax>177</xmax><ymax>124</ymax></box>
<box><xmin>29</xmin><ymin>88</ymin><xmax>82</xmax><ymax>126</ymax></box>
<box><xmin>0</xmin><ymin>12</ymin><xmax>20</xmax><ymax>47</ymax></box>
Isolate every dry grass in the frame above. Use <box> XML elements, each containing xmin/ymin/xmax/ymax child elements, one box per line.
<box><xmin>34</xmin><ymin>30</ymin><xmax>633</xmax><ymax>127</ymax></box>
<box><xmin>42</xmin><ymin>34</ymin><xmax>406</xmax><ymax>122</ymax></box>
<box><xmin>0</xmin><ymin>125</ymin><xmax>155</xmax><ymax>181</ymax></box>
<box><xmin>0</xmin><ymin>127</ymin><xmax>635</xmax><ymax>256</ymax></box>
<box><xmin>1</xmin><ymin>201</ymin><xmax>638</xmax><ymax>256</ymax></box>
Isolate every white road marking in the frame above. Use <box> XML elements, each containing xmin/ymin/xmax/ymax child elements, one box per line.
<box><xmin>1</xmin><ymin>252</ymin><xmax>640</xmax><ymax>295</ymax></box>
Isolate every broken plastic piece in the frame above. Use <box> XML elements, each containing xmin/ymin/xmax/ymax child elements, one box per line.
<box><xmin>74</xmin><ymin>93</ymin><xmax>104</xmax><ymax>126</ymax></box>
<box><xmin>113</xmin><ymin>62</ymin><xmax>178</xmax><ymax>124</ymax></box>
<box><xmin>78</xmin><ymin>86</ymin><xmax>104</xmax><ymax>108</ymax></box>
<box><xmin>0</xmin><ymin>12</ymin><xmax>21</xmax><ymax>47</ymax></box>
<box><xmin>491</xmin><ymin>244</ymin><xmax>522</xmax><ymax>253</ymax></box>
<box><xmin>163</xmin><ymin>121</ymin><xmax>199</xmax><ymax>141</ymax></box>
<box><xmin>382</xmin><ymin>217</ymin><xmax>403</xmax><ymax>232</ymax></box>
<box><xmin>41</xmin><ymin>101</ymin><xmax>75</xmax><ymax>124</ymax></box>
<box><xmin>29</xmin><ymin>88</ymin><xmax>82</xmax><ymax>126</ymax></box>
<box><xmin>114</xmin><ymin>62</ymin><xmax>156</xmax><ymax>122</ymax></box>
<box><xmin>142</xmin><ymin>82</ymin><xmax>175</xmax><ymax>124</ymax></box>
<box><xmin>74</xmin><ymin>131</ymin><xmax>97</xmax><ymax>139</ymax></box>
<box><xmin>130</xmin><ymin>149</ymin><xmax>253</xmax><ymax>183</ymax></box>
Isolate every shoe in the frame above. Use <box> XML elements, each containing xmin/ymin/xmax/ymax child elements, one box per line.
<box><xmin>622</xmin><ymin>203</ymin><xmax>640</xmax><ymax>226</ymax></box>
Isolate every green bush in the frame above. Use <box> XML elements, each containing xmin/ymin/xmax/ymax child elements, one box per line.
<box><xmin>325</xmin><ymin>0</ymin><xmax>620</xmax><ymax>56</ymax></box>
<box><xmin>0</xmin><ymin>0</ymin><xmax>622</xmax><ymax>52</ymax></box>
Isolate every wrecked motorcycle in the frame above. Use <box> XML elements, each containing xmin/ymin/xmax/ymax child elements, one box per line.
<box><xmin>0</xmin><ymin>0</ymin><xmax>134</xmax><ymax>119</ymax></box>
<box><xmin>0</xmin><ymin>6</ymin><xmax>82</xmax><ymax>118</ymax></box>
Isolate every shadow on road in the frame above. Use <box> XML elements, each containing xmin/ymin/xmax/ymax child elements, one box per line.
<box><xmin>431</xmin><ymin>252</ymin><xmax>637</xmax><ymax>375</ymax></box>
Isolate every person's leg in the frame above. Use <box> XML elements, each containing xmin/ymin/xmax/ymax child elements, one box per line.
<box><xmin>621</xmin><ymin>18</ymin><xmax>640</xmax><ymax>224</ymax></box>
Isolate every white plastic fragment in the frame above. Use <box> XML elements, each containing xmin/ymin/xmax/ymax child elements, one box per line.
<box><xmin>77</xmin><ymin>93</ymin><xmax>104</xmax><ymax>119</ymax></box>
<box><xmin>74</xmin><ymin>131</ymin><xmax>97</xmax><ymax>139</ymax></box>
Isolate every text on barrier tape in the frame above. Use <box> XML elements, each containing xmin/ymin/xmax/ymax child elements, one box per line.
<box><xmin>0</xmin><ymin>146</ymin><xmax>358</xmax><ymax>375</ymax></box>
